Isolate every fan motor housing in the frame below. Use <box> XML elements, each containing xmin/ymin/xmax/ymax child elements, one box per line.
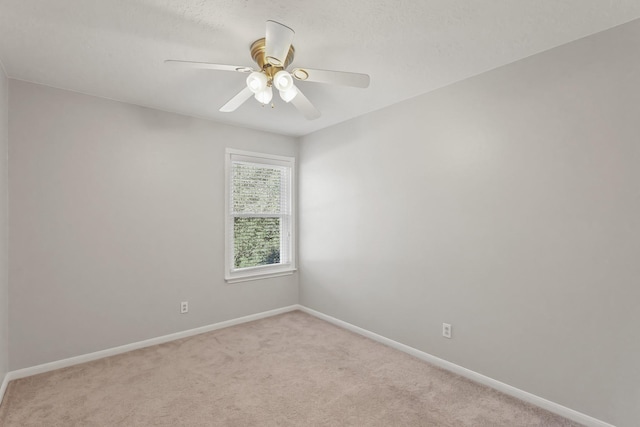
<box><xmin>250</xmin><ymin>38</ymin><xmax>295</xmax><ymax>79</ymax></box>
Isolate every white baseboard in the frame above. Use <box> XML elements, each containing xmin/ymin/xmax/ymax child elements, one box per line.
<box><xmin>298</xmin><ymin>306</ymin><xmax>614</xmax><ymax>427</ymax></box>
<box><xmin>0</xmin><ymin>372</ymin><xmax>9</xmax><ymax>406</ymax></box>
<box><xmin>5</xmin><ymin>304</ymin><xmax>300</xmax><ymax>383</ymax></box>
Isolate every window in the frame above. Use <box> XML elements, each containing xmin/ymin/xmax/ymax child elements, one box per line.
<box><xmin>225</xmin><ymin>149</ymin><xmax>295</xmax><ymax>282</ymax></box>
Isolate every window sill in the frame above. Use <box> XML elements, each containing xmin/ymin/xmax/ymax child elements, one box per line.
<box><xmin>225</xmin><ymin>268</ymin><xmax>297</xmax><ymax>284</ymax></box>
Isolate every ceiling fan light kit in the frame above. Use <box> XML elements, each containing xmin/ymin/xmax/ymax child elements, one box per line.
<box><xmin>254</xmin><ymin>86</ymin><xmax>273</xmax><ymax>104</ymax></box>
<box><xmin>273</xmin><ymin>70</ymin><xmax>294</xmax><ymax>92</ymax></box>
<box><xmin>279</xmin><ymin>86</ymin><xmax>298</xmax><ymax>103</ymax></box>
<box><xmin>166</xmin><ymin>20</ymin><xmax>370</xmax><ymax>120</ymax></box>
<box><xmin>246</xmin><ymin>72</ymin><xmax>268</xmax><ymax>93</ymax></box>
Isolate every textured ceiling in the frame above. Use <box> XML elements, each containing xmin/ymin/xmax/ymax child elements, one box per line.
<box><xmin>1</xmin><ymin>1</ymin><xmax>640</xmax><ymax>136</ymax></box>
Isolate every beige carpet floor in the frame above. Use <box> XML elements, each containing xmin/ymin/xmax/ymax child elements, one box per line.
<box><xmin>0</xmin><ymin>311</ymin><xmax>582</xmax><ymax>426</ymax></box>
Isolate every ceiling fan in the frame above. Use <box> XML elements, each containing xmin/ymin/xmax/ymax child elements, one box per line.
<box><xmin>165</xmin><ymin>20</ymin><xmax>370</xmax><ymax>120</ymax></box>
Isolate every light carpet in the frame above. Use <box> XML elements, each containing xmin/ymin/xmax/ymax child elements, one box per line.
<box><xmin>0</xmin><ymin>311</ymin><xmax>582</xmax><ymax>426</ymax></box>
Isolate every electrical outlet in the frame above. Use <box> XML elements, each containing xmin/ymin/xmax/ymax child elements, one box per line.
<box><xmin>180</xmin><ymin>301</ymin><xmax>188</xmax><ymax>314</ymax></box>
<box><xmin>442</xmin><ymin>323</ymin><xmax>452</xmax><ymax>339</ymax></box>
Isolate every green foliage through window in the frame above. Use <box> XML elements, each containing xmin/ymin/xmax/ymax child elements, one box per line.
<box><xmin>234</xmin><ymin>217</ymin><xmax>280</xmax><ymax>268</ymax></box>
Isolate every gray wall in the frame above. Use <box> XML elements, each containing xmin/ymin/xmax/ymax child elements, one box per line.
<box><xmin>0</xmin><ymin>65</ymin><xmax>8</xmax><ymax>381</ymax></box>
<box><xmin>299</xmin><ymin>20</ymin><xmax>640</xmax><ymax>427</ymax></box>
<box><xmin>8</xmin><ymin>80</ymin><xmax>298</xmax><ymax>370</ymax></box>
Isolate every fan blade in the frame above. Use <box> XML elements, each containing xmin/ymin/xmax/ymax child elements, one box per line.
<box><xmin>290</xmin><ymin>88</ymin><xmax>321</xmax><ymax>120</ymax></box>
<box><xmin>265</xmin><ymin>20</ymin><xmax>295</xmax><ymax>67</ymax></box>
<box><xmin>292</xmin><ymin>67</ymin><xmax>370</xmax><ymax>88</ymax></box>
<box><xmin>219</xmin><ymin>87</ymin><xmax>253</xmax><ymax>112</ymax></box>
<box><xmin>165</xmin><ymin>60</ymin><xmax>253</xmax><ymax>73</ymax></box>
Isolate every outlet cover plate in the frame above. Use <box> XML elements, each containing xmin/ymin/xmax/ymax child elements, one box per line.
<box><xmin>442</xmin><ymin>323</ymin><xmax>452</xmax><ymax>339</ymax></box>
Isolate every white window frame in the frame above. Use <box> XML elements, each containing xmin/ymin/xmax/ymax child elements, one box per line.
<box><xmin>225</xmin><ymin>148</ymin><xmax>296</xmax><ymax>283</ymax></box>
